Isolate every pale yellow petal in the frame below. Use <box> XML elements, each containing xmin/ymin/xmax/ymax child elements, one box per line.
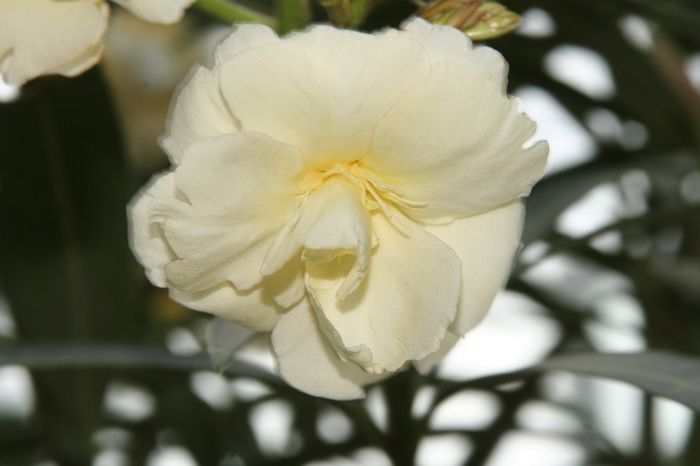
<box><xmin>368</xmin><ymin>59</ymin><xmax>547</xmax><ymax>221</ymax></box>
<box><xmin>272</xmin><ymin>300</ymin><xmax>383</xmax><ymax>399</ymax></box>
<box><xmin>127</xmin><ymin>171</ymin><xmax>176</xmax><ymax>287</ymax></box>
<box><xmin>402</xmin><ymin>17</ymin><xmax>508</xmax><ymax>92</ymax></box>
<box><xmin>306</xmin><ymin>212</ymin><xmax>462</xmax><ymax>373</ymax></box>
<box><xmin>153</xmin><ymin>133</ymin><xmax>305</xmax><ymax>292</ymax></box>
<box><xmin>403</xmin><ymin>17</ymin><xmax>473</xmax><ymax>61</ymax></box>
<box><xmin>263</xmin><ymin>179</ymin><xmax>371</xmax><ymax>300</ymax></box>
<box><xmin>218</xmin><ymin>26</ymin><xmax>431</xmax><ymax>167</ymax></box>
<box><xmin>0</xmin><ymin>0</ymin><xmax>108</xmax><ymax>85</ymax></box>
<box><xmin>170</xmin><ymin>284</ymin><xmax>280</xmax><ymax>332</ymax></box>
<box><xmin>413</xmin><ymin>331</ymin><xmax>459</xmax><ymax>374</ymax></box>
<box><xmin>159</xmin><ymin>217</ymin><xmax>272</xmax><ymax>291</ymax></box>
<box><xmin>262</xmin><ymin>256</ymin><xmax>306</xmax><ymax>309</ymax></box>
<box><xmin>215</xmin><ymin>23</ymin><xmax>279</xmax><ymax>65</ymax></box>
<box><xmin>160</xmin><ymin>66</ymin><xmax>239</xmax><ymax>165</ymax></box>
<box><xmin>161</xmin><ymin>25</ymin><xmax>280</xmax><ymax>164</ymax></box>
<box><xmin>412</xmin><ymin>204</ymin><xmax>524</xmax><ymax>373</ymax></box>
<box><xmin>424</xmin><ymin>202</ymin><xmax>524</xmax><ymax>336</ymax></box>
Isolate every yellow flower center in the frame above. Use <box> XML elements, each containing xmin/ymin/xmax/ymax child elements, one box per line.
<box><xmin>300</xmin><ymin>161</ymin><xmax>426</xmax><ymax>216</ymax></box>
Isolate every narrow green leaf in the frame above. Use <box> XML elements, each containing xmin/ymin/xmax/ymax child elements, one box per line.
<box><xmin>543</xmin><ymin>351</ymin><xmax>700</xmax><ymax>411</ymax></box>
<box><xmin>523</xmin><ymin>153</ymin><xmax>694</xmax><ymax>244</ymax></box>
<box><xmin>432</xmin><ymin>351</ymin><xmax>700</xmax><ymax>414</ymax></box>
<box><xmin>0</xmin><ymin>344</ymin><xmax>281</xmax><ymax>385</ymax></box>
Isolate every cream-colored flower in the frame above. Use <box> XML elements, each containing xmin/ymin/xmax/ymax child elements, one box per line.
<box><xmin>0</xmin><ymin>0</ymin><xmax>194</xmax><ymax>85</ymax></box>
<box><xmin>129</xmin><ymin>19</ymin><xmax>548</xmax><ymax>399</ymax></box>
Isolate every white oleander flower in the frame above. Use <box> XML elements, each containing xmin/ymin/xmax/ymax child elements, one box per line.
<box><xmin>129</xmin><ymin>18</ymin><xmax>548</xmax><ymax>399</ymax></box>
<box><xmin>0</xmin><ymin>0</ymin><xmax>194</xmax><ymax>85</ymax></box>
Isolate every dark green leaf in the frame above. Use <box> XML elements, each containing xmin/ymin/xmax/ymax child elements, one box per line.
<box><xmin>0</xmin><ymin>68</ymin><xmax>139</xmax><ymax>463</ymax></box>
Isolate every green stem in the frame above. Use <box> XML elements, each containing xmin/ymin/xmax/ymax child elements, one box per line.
<box><xmin>277</xmin><ymin>0</ymin><xmax>310</xmax><ymax>34</ymax></box>
<box><xmin>385</xmin><ymin>371</ymin><xmax>420</xmax><ymax>465</ymax></box>
<box><xmin>196</xmin><ymin>0</ymin><xmax>277</xmax><ymax>28</ymax></box>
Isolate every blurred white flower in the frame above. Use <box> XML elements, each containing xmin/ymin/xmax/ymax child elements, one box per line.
<box><xmin>0</xmin><ymin>0</ymin><xmax>194</xmax><ymax>85</ymax></box>
<box><xmin>129</xmin><ymin>19</ymin><xmax>548</xmax><ymax>399</ymax></box>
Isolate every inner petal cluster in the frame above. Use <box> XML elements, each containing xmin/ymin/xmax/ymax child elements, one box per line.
<box><xmin>301</xmin><ymin>161</ymin><xmax>426</xmax><ymax>224</ymax></box>
<box><xmin>263</xmin><ymin>161</ymin><xmax>413</xmax><ymax>304</ymax></box>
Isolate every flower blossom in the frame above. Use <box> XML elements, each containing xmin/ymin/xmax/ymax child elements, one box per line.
<box><xmin>129</xmin><ymin>18</ymin><xmax>548</xmax><ymax>399</ymax></box>
<box><xmin>0</xmin><ymin>0</ymin><xmax>194</xmax><ymax>85</ymax></box>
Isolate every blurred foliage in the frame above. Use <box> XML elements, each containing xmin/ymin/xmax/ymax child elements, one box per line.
<box><xmin>1</xmin><ymin>0</ymin><xmax>700</xmax><ymax>465</ymax></box>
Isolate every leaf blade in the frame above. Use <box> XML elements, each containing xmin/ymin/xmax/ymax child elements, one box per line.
<box><xmin>543</xmin><ymin>351</ymin><xmax>700</xmax><ymax>411</ymax></box>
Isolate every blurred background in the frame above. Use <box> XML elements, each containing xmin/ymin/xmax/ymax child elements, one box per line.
<box><xmin>1</xmin><ymin>0</ymin><xmax>700</xmax><ymax>465</ymax></box>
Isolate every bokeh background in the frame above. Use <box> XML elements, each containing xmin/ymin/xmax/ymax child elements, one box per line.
<box><xmin>1</xmin><ymin>1</ymin><xmax>700</xmax><ymax>465</ymax></box>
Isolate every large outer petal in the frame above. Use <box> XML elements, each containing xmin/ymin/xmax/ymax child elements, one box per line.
<box><xmin>112</xmin><ymin>0</ymin><xmax>194</xmax><ymax>24</ymax></box>
<box><xmin>272</xmin><ymin>300</ymin><xmax>383</xmax><ymax>399</ymax></box>
<box><xmin>128</xmin><ymin>172</ymin><xmax>282</xmax><ymax>331</ymax></box>
<box><xmin>426</xmin><ymin>202</ymin><xmax>524</xmax><ymax>336</ymax></box>
<box><xmin>218</xmin><ymin>26</ymin><xmax>432</xmax><ymax>167</ymax></box>
<box><xmin>306</xmin><ymin>213</ymin><xmax>462</xmax><ymax>374</ymax></box>
<box><xmin>0</xmin><ymin>0</ymin><xmax>108</xmax><ymax>85</ymax></box>
<box><xmin>413</xmin><ymin>202</ymin><xmax>525</xmax><ymax>373</ymax></box>
<box><xmin>152</xmin><ymin>133</ymin><xmax>305</xmax><ymax>292</ymax></box>
<box><xmin>367</xmin><ymin>57</ymin><xmax>547</xmax><ymax>221</ymax></box>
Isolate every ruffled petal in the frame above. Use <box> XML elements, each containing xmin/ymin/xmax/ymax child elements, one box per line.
<box><xmin>0</xmin><ymin>0</ymin><xmax>108</xmax><ymax>85</ymax></box>
<box><xmin>263</xmin><ymin>179</ymin><xmax>371</xmax><ymax>300</ymax></box>
<box><xmin>424</xmin><ymin>202</ymin><xmax>524</xmax><ymax>336</ymax></box>
<box><xmin>112</xmin><ymin>0</ymin><xmax>194</xmax><ymax>24</ymax></box>
<box><xmin>306</xmin><ymin>212</ymin><xmax>462</xmax><ymax>373</ymax></box>
<box><xmin>214</xmin><ymin>23</ymin><xmax>279</xmax><ymax>65</ymax></box>
<box><xmin>367</xmin><ymin>58</ymin><xmax>547</xmax><ymax>221</ymax></box>
<box><xmin>170</xmin><ymin>284</ymin><xmax>280</xmax><ymax>332</ymax></box>
<box><xmin>127</xmin><ymin>171</ymin><xmax>177</xmax><ymax>287</ymax></box>
<box><xmin>412</xmin><ymin>204</ymin><xmax>523</xmax><ymax>371</ymax></box>
<box><xmin>402</xmin><ymin>18</ymin><xmax>508</xmax><ymax>92</ymax></box>
<box><xmin>160</xmin><ymin>66</ymin><xmax>239</xmax><ymax>165</ymax></box>
<box><xmin>153</xmin><ymin>133</ymin><xmax>305</xmax><ymax>292</ymax></box>
<box><xmin>272</xmin><ymin>300</ymin><xmax>383</xmax><ymax>399</ymax></box>
<box><xmin>218</xmin><ymin>26</ymin><xmax>431</xmax><ymax>167</ymax></box>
